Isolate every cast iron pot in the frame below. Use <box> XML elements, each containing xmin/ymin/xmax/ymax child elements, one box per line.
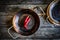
<box><xmin>12</xmin><ymin>9</ymin><xmax>40</xmax><ymax>36</ymax></box>
<box><xmin>47</xmin><ymin>0</ymin><xmax>60</xmax><ymax>26</ymax></box>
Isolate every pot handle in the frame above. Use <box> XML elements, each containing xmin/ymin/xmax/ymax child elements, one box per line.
<box><xmin>33</xmin><ymin>6</ymin><xmax>46</xmax><ymax>16</ymax></box>
<box><xmin>8</xmin><ymin>26</ymin><xmax>20</xmax><ymax>39</ymax></box>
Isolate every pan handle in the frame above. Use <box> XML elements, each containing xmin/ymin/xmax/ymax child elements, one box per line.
<box><xmin>8</xmin><ymin>26</ymin><xmax>20</xmax><ymax>39</ymax></box>
<box><xmin>33</xmin><ymin>6</ymin><xmax>46</xmax><ymax>16</ymax></box>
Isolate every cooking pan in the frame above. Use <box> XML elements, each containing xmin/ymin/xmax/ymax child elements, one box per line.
<box><xmin>12</xmin><ymin>9</ymin><xmax>40</xmax><ymax>36</ymax></box>
<box><xmin>47</xmin><ymin>0</ymin><xmax>60</xmax><ymax>26</ymax></box>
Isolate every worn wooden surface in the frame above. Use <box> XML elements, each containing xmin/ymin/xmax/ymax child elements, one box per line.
<box><xmin>0</xmin><ymin>0</ymin><xmax>60</xmax><ymax>40</ymax></box>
